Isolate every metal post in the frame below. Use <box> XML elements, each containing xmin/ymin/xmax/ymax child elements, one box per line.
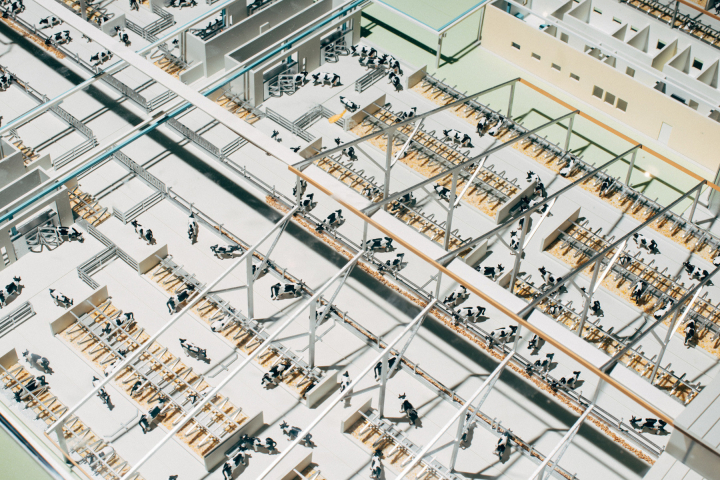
<box><xmin>626</xmin><ymin>149</ymin><xmax>637</xmax><ymax>185</ymax></box>
<box><xmin>308</xmin><ymin>300</ymin><xmax>317</xmax><ymax>368</ymax></box>
<box><xmin>80</xmin><ymin>0</ymin><xmax>86</xmax><ymax>20</ymax></box>
<box><xmin>576</xmin><ymin>258</ymin><xmax>601</xmax><ymax>337</ymax></box>
<box><xmin>509</xmin><ymin>212</ymin><xmax>530</xmax><ymax>294</ymax></box>
<box><xmin>295</xmin><ymin>175</ymin><xmax>303</xmax><ymax>204</ymax></box>
<box><xmin>650</xmin><ymin>310</ymin><xmax>680</xmax><ymax>385</ymax></box>
<box><xmin>689</xmin><ymin>186</ymin><xmax>701</xmax><ymax>223</ymax></box>
<box><xmin>671</xmin><ymin>0</ymin><xmax>679</xmax><ymax>28</ymax></box>
<box><xmin>246</xmin><ymin>254</ymin><xmax>254</xmax><ymax>320</ymax></box>
<box><xmin>435</xmin><ymin>271</ymin><xmax>443</xmax><ymax>298</ymax></box>
<box><xmin>564</xmin><ymin>114</ymin><xmax>575</xmax><ymax>152</ymax></box>
<box><xmin>384</xmin><ymin>130</ymin><xmax>394</xmax><ymax>200</ymax></box>
<box><xmin>378</xmin><ymin>350</ymin><xmax>389</xmax><ymax>418</ymax></box>
<box><xmin>443</xmin><ymin>171</ymin><xmax>459</xmax><ymax>250</ymax></box>
<box><xmin>507</xmin><ymin>83</ymin><xmax>515</xmax><ymax>120</ymax></box>
<box><xmin>436</xmin><ymin>33</ymin><xmax>444</xmax><ymax>68</ymax></box>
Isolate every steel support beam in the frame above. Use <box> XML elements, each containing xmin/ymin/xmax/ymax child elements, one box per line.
<box><xmin>391</xmin><ymin>119</ymin><xmax>424</xmax><ymax>168</ymax></box>
<box><xmin>509</xmin><ymin>211</ymin><xmax>531</xmax><ymax>294</ymax></box>
<box><xmin>529</xmin><ymin>405</ymin><xmax>595</xmax><ymax>480</ymax></box>
<box><xmin>672</xmin><ymin>0</ymin><xmax>680</xmax><ymax>28</ymax></box>
<box><xmin>119</xmin><ymin>249</ymin><xmax>363</xmax><ymax>480</ymax></box>
<box><xmin>564</xmin><ymin>114</ymin><xmax>575</xmax><ymax>152</ymax></box>
<box><xmin>436</xmin><ymin>146</ymin><xmax>640</xmax><ymax>265</ymax></box>
<box><xmin>626</xmin><ymin>149</ymin><xmax>638</xmax><ymax>185</ymax></box>
<box><xmin>576</xmin><ymin>257</ymin><xmax>601</xmax><ymax>337</ymax></box>
<box><xmin>255</xmin><ymin>300</ymin><xmax>437</xmax><ymax>480</ymax></box>
<box><xmin>384</xmin><ymin>129</ymin><xmax>395</xmax><ymax>200</ymax></box>
<box><xmin>399</xmin><ymin>351</ymin><xmax>515</xmax><ymax>477</ymax></box>
<box><xmin>47</xmin><ymin>205</ymin><xmax>299</xmax><ymax>439</ymax></box>
<box><xmin>436</xmin><ymin>33</ymin><xmax>444</xmax><ymax>68</ymax></box>
<box><xmin>449</xmin><ymin>352</ymin><xmax>514</xmax><ymax>470</ymax></box>
<box><xmin>507</xmin><ymin>82</ymin><xmax>515</xmax><ymax>120</ymax></box>
<box><xmin>443</xmin><ymin>171</ymin><xmax>459</xmax><ymax>250</ymax></box>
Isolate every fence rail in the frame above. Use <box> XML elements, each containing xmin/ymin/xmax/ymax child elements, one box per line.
<box><xmin>113</xmin><ymin>151</ymin><xmax>167</xmax><ymax>193</ymax></box>
<box><xmin>113</xmin><ymin>191</ymin><xmax>165</xmax><ymax>224</ymax></box>
<box><xmin>77</xmin><ymin>220</ymin><xmax>140</xmax><ymax>272</ymax></box>
<box><xmin>0</xmin><ymin>302</ymin><xmax>35</xmax><ymax>337</ymax></box>
<box><xmin>355</xmin><ymin>67</ymin><xmax>387</xmax><ymax>93</ymax></box>
<box><xmin>167</xmin><ymin>117</ymin><xmax>223</xmax><ymax>156</ymax></box>
<box><xmin>265</xmin><ymin>108</ymin><xmax>314</xmax><ymax>142</ymax></box>
<box><xmin>294</xmin><ymin>104</ymin><xmax>335</xmax><ymax>130</ymax></box>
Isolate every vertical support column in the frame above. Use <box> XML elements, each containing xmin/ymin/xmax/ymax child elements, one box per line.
<box><xmin>377</xmin><ymin>350</ymin><xmax>389</xmax><ymax>418</ymax></box>
<box><xmin>671</xmin><ymin>0</ymin><xmax>680</xmax><ymax>28</ymax></box>
<box><xmin>576</xmin><ymin>258</ymin><xmax>602</xmax><ymax>337</ymax></box>
<box><xmin>650</xmin><ymin>309</ymin><xmax>680</xmax><ymax>384</ymax></box>
<box><xmin>383</xmin><ymin>130</ymin><xmax>394</xmax><ymax>201</ymax></box>
<box><xmin>564</xmin><ymin>113</ymin><xmax>575</xmax><ymax>152</ymax></box>
<box><xmin>80</xmin><ymin>0</ymin><xmax>86</xmax><ymax>20</ymax></box>
<box><xmin>507</xmin><ymin>82</ymin><xmax>516</xmax><ymax>120</ymax></box>
<box><xmin>308</xmin><ymin>300</ymin><xmax>317</xmax><ymax>369</ymax></box>
<box><xmin>509</xmin><ymin>212</ymin><xmax>531</xmax><ymax>294</ymax></box>
<box><xmin>625</xmin><ymin>148</ymin><xmax>638</xmax><ymax>186</ymax></box>
<box><xmin>443</xmin><ymin>171</ymin><xmax>459</xmax><ymax>250</ymax></box>
<box><xmin>436</xmin><ymin>33</ymin><xmax>444</xmax><ymax>68</ymax></box>
<box><xmin>246</xmin><ymin>255</ymin><xmax>255</xmax><ymax>320</ymax></box>
<box><xmin>688</xmin><ymin>184</ymin><xmax>701</xmax><ymax>224</ymax></box>
<box><xmin>435</xmin><ymin>271</ymin><xmax>443</xmax><ymax>298</ymax></box>
<box><xmin>52</xmin><ymin>423</ymin><xmax>70</xmax><ymax>460</ymax></box>
<box><xmin>295</xmin><ymin>175</ymin><xmax>303</xmax><ymax>204</ymax></box>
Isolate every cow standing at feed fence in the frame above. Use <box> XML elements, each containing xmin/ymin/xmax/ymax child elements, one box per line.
<box><xmin>210</xmin><ymin>243</ymin><xmax>242</xmax><ymax>258</ymax></box>
<box><xmin>49</xmin><ymin>289</ymin><xmax>73</xmax><ymax>308</ymax></box>
<box><xmin>270</xmin><ymin>282</ymin><xmax>303</xmax><ymax>300</ymax></box>
<box><xmin>339</xmin><ymin>96</ymin><xmax>359</xmax><ymax>112</ymax></box>
<box><xmin>452</xmin><ymin>305</ymin><xmax>486</xmax><ymax>325</ymax></box>
<box><xmin>378</xmin><ymin>253</ymin><xmax>406</xmax><ymax>276</ymax></box>
<box><xmin>312</xmin><ymin>72</ymin><xmax>341</xmax><ymax>87</ymax></box>
<box><xmin>316</xmin><ymin>210</ymin><xmax>345</xmax><ymax>233</ymax></box>
<box><xmin>166</xmin><ymin>284</ymin><xmax>195</xmax><ymax>313</ymax></box>
<box><xmin>374</xmin><ymin>355</ymin><xmax>397</xmax><ymax>380</ymax></box>
<box><xmin>444</xmin><ymin>286</ymin><xmax>469</xmax><ymax>308</ymax></box>
<box><xmin>363</xmin><ymin>237</ymin><xmax>394</xmax><ymax>253</ymax></box>
<box><xmin>369</xmin><ymin>450</ymin><xmax>383</xmax><ymax>479</ymax></box>
<box><xmin>187</xmin><ymin>213</ymin><xmax>198</xmax><ymax>243</ymax></box>
<box><xmin>487</xmin><ymin>325</ymin><xmax>517</xmax><ymax>348</ymax></box>
<box><xmin>261</xmin><ymin>359</ymin><xmax>291</xmax><ymax>387</ymax></box>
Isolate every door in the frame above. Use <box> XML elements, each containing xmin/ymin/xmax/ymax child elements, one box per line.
<box><xmin>658</xmin><ymin>122</ymin><xmax>672</xmax><ymax>145</ymax></box>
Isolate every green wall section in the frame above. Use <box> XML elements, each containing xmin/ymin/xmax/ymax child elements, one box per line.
<box><xmin>0</xmin><ymin>424</ymin><xmax>55</xmax><ymax>480</ymax></box>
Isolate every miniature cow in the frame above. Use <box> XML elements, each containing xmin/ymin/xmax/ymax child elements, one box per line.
<box><xmin>179</xmin><ymin>338</ymin><xmax>206</xmax><ymax>358</ymax></box>
<box><xmin>452</xmin><ymin>305</ymin><xmax>486</xmax><ymax>324</ymax></box>
<box><xmin>167</xmin><ymin>285</ymin><xmax>195</xmax><ymax>313</ymax></box>
<box><xmin>526</xmin><ymin>171</ymin><xmax>541</xmax><ymax>184</ymax></box>
<box><xmin>222</xmin><ymin>450</ymin><xmax>247</xmax><ymax>479</ymax></box>
<box><xmin>293</xmin><ymin>179</ymin><xmax>307</xmax><ymax>198</ymax></box>
<box><xmin>559</xmin><ymin>156</ymin><xmax>576</xmax><ymax>177</ymax></box>
<box><xmin>299</xmin><ymin>193</ymin><xmax>317</xmax><ymax>212</ymax></box>
<box><xmin>271</xmin><ymin>130</ymin><xmax>281</xmax><ymax>142</ymax></box>
<box><xmin>270</xmin><ymin>282</ymin><xmax>303</xmax><ymax>300</ymax></box>
<box><xmin>364</xmin><ymin>237</ymin><xmax>395</xmax><ymax>253</ymax></box>
<box><xmin>527</xmin><ymin>334</ymin><xmax>540</xmax><ymax>350</ymax></box>
<box><xmin>1</xmin><ymin>276</ymin><xmax>23</xmax><ymax>306</ymax></box>
<box><xmin>444</xmin><ymin>286</ymin><xmax>469</xmax><ymax>308</ymax></box>
<box><xmin>316</xmin><ymin>209</ymin><xmax>345</xmax><ymax>233</ymax></box>
<box><xmin>618</xmin><ymin>253</ymin><xmax>632</xmax><ymax>267</ymax></box>
<box><xmin>394</xmin><ymin>107</ymin><xmax>417</xmax><ymax>123</ymax></box>
<box><xmin>370</xmin><ymin>450</ymin><xmax>383</xmax><ymax>479</ymax></box>
<box><xmin>434</xmin><ymin>184</ymin><xmax>451</xmax><ymax>202</ymax></box>
<box><xmin>683</xmin><ymin>261</ymin><xmax>708</xmax><ymax>280</ymax></box>
<box><xmin>291</xmin><ymin>71</ymin><xmax>308</xmax><ymax>85</ymax></box>
<box><xmin>92</xmin><ymin>376</ymin><xmax>112</xmax><ymax>408</ymax></box>
<box><xmin>495</xmin><ymin>431</ymin><xmax>511</xmax><ymax>458</ymax></box>
<box><xmin>630</xmin><ymin>280</ymin><xmax>647</xmax><ymax>304</ymax></box>
<box><xmin>210</xmin><ymin>244</ymin><xmax>242</xmax><ymax>258</ymax></box>
<box><xmin>341</xmin><ymin>146</ymin><xmax>358</xmax><ymax>161</ymax></box>
<box><xmin>442</xmin><ymin>129</ymin><xmax>472</xmax><ymax>147</ymax></box>
<box><xmin>311</xmin><ymin>72</ymin><xmax>340</xmax><ymax>86</ymax></box>
<box><xmin>538</xmin><ymin>267</ymin><xmax>562</xmax><ymax>290</ymax></box>
<box><xmin>90</xmin><ymin>51</ymin><xmax>112</xmax><ymax>66</ymax></box>
<box><xmin>533</xmin><ymin>353</ymin><xmax>555</xmax><ymax>375</ymax></box>
<box><xmin>589</xmin><ymin>300</ymin><xmax>603</xmax><ymax>317</ymax></box>
<box><xmin>39</xmin><ymin>16</ymin><xmax>61</xmax><ymax>28</ymax></box>
<box><xmin>378</xmin><ymin>253</ymin><xmax>406</xmax><ymax>276</ymax></box>
<box><xmin>476</xmin><ymin>115</ymin><xmax>489</xmax><ymax>135</ymax></box>
<box><xmin>632</xmin><ymin>233</ymin><xmax>657</xmax><ymax>252</ymax></box>
<box><xmin>14</xmin><ymin>375</ymin><xmax>47</xmax><ymax>402</ymax></box>
<box><xmin>510</xmin><ymin>231</ymin><xmax>520</xmax><ymax>251</ymax></box>
<box><xmin>131</xmin><ymin>220</ymin><xmax>155</xmax><ymax>245</ymax></box>
<box><xmin>211</xmin><ymin>315</ymin><xmax>234</xmax><ymax>332</ymax></box>
<box><xmin>546</xmin><ymin>303</ymin><xmax>564</xmax><ymax>317</ymax></box>
<box><xmin>389</xmin><ymin>73</ymin><xmax>402</xmax><ymax>92</ymax></box>
<box><xmin>653</xmin><ymin>299</ymin><xmax>674</xmax><ymax>320</ymax></box>
<box><xmin>487</xmin><ymin>325</ymin><xmax>518</xmax><ymax>347</ymax></box>
<box><xmin>684</xmin><ymin>318</ymin><xmax>696</xmax><ymax>346</ymax></box>
<box><xmin>261</xmin><ymin>360</ymin><xmax>290</xmax><ymax>387</ymax></box>
<box><xmin>398</xmin><ymin>394</ymin><xmax>419</xmax><ymax>426</ymax></box>
<box><xmin>559</xmin><ymin>371</ymin><xmax>581</xmax><ymax>389</ymax></box>
<box><xmin>51</xmin><ymin>30</ymin><xmax>72</xmax><ymax>45</ymax></box>
<box><xmin>49</xmin><ymin>289</ymin><xmax>73</xmax><ymax>308</ymax></box>
<box><xmin>390</xmin><ymin>193</ymin><xmax>416</xmax><ymax>213</ymax></box>
<box><xmin>374</xmin><ymin>355</ymin><xmax>397</xmax><ymax>380</ymax></box>
<box><xmin>187</xmin><ymin>213</ymin><xmax>198</xmax><ymax>242</ymax></box>
<box><xmin>280</xmin><ymin>421</ymin><xmax>308</xmax><ymax>443</ymax></box>
<box><xmin>339</xmin><ymin>96</ymin><xmax>359</xmax><ymax>112</ymax></box>
<box><xmin>479</xmin><ymin>264</ymin><xmax>505</xmax><ymax>281</ymax></box>
<box><xmin>52</xmin><ymin>226</ymin><xmax>84</xmax><ymax>243</ymax></box>
<box><xmin>22</xmin><ymin>350</ymin><xmax>50</xmax><ymax>373</ymax></box>
<box><xmin>487</xmin><ymin>119</ymin><xmax>505</xmax><ymax>137</ymax></box>
<box><xmin>361</xmin><ymin>185</ymin><xmax>381</xmax><ymax>200</ymax></box>
<box><xmin>599</xmin><ymin>177</ymin><xmax>615</xmax><ymax>197</ymax></box>
<box><xmin>629</xmin><ymin>416</ymin><xmax>667</xmax><ymax>433</ymax></box>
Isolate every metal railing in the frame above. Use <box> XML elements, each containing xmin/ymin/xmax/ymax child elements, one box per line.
<box><xmin>355</xmin><ymin>67</ymin><xmax>387</xmax><ymax>93</ymax></box>
<box><xmin>148</xmin><ymin>3</ymin><xmax>176</xmax><ymax>35</ymax></box>
<box><xmin>265</xmin><ymin>108</ymin><xmax>315</xmax><ymax>142</ymax></box>
<box><xmin>76</xmin><ymin>219</ymin><xmax>139</xmax><ymax>272</ymax></box>
<box><xmin>113</xmin><ymin>151</ymin><xmax>167</xmax><ymax>193</ymax></box>
<box><xmin>294</xmin><ymin>104</ymin><xmax>335</xmax><ymax>129</ymax></box>
<box><xmin>54</xmin><ymin>138</ymin><xmax>98</xmax><ymax>169</ymax></box>
<box><xmin>166</xmin><ymin>117</ymin><xmax>223</xmax><ymax>157</ymax></box>
<box><xmin>0</xmin><ymin>302</ymin><xmax>35</xmax><ymax>337</ymax></box>
<box><xmin>99</xmin><ymin>71</ymin><xmax>150</xmax><ymax>109</ymax></box>
<box><xmin>112</xmin><ymin>191</ymin><xmax>165</xmax><ymax>224</ymax></box>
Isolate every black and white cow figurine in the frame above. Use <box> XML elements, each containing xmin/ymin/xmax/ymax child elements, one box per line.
<box><xmin>299</xmin><ymin>193</ymin><xmax>317</xmax><ymax>212</ymax></box>
<box><xmin>479</xmin><ymin>264</ymin><xmax>505</xmax><ymax>281</ymax></box>
<box><xmin>545</xmin><ymin>303</ymin><xmax>564</xmax><ymax>317</ymax></box>
<box><xmin>1</xmin><ymin>276</ymin><xmax>23</xmax><ymax>305</ymax></box>
<box><xmin>653</xmin><ymin>299</ymin><xmax>673</xmax><ymax>320</ymax></box>
<box><xmin>476</xmin><ymin>115</ymin><xmax>489</xmax><ymax>135</ymax></box>
<box><xmin>339</xmin><ymin>96</ymin><xmax>359</xmax><ymax>112</ymax></box>
<box><xmin>442</xmin><ymin>129</ymin><xmax>472</xmax><ymax>147</ymax></box>
<box><xmin>14</xmin><ymin>375</ymin><xmax>47</xmax><ymax>403</ymax></box>
<box><xmin>630</xmin><ymin>280</ymin><xmax>647</xmax><ymax>304</ymax></box>
<box><xmin>364</xmin><ymin>237</ymin><xmax>395</xmax><ymax>253</ymax></box>
<box><xmin>167</xmin><ymin>285</ymin><xmax>195</xmax><ymax>313</ymax></box>
<box><xmin>559</xmin><ymin>371</ymin><xmax>581</xmax><ymax>389</ymax></box>
<box><xmin>452</xmin><ymin>305</ymin><xmax>486</xmax><ymax>324</ymax></box>
<box><xmin>291</xmin><ymin>71</ymin><xmax>308</xmax><ymax>86</ymax></box>
<box><xmin>589</xmin><ymin>300</ymin><xmax>603</xmax><ymax>317</ymax></box>
<box><xmin>394</xmin><ymin>107</ymin><xmax>417</xmax><ymax>123</ymax></box>
<box><xmin>443</xmin><ymin>285</ymin><xmax>469</xmax><ymax>308</ymax></box>
<box><xmin>495</xmin><ymin>431</ymin><xmax>511</xmax><ymax>458</ymax></box>
<box><xmin>527</xmin><ymin>334</ymin><xmax>540</xmax><ymax>351</ymax></box>
<box><xmin>487</xmin><ymin>325</ymin><xmax>518</xmax><ymax>347</ymax></box>
<box><xmin>22</xmin><ymin>350</ymin><xmax>50</xmax><ymax>373</ymax></box>
<box><xmin>538</xmin><ymin>267</ymin><xmax>562</xmax><ymax>291</ymax></box>
<box><xmin>374</xmin><ymin>355</ymin><xmax>397</xmax><ymax>380</ymax></box>
<box><xmin>618</xmin><ymin>253</ymin><xmax>632</xmax><ymax>267</ymax></box>
<box><xmin>316</xmin><ymin>210</ymin><xmax>345</xmax><ymax>233</ymax></box>
<box><xmin>361</xmin><ymin>185</ymin><xmax>381</xmax><ymax>200</ymax></box>
<box><xmin>629</xmin><ymin>416</ymin><xmax>667</xmax><ymax>433</ymax></box>
<box><xmin>341</xmin><ymin>146</ymin><xmax>358</xmax><ymax>162</ymax></box>
<box><xmin>270</xmin><ymin>282</ymin><xmax>303</xmax><ymax>300</ymax></box>
<box><xmin>39</xmin><ymin>16</ymin><xmax>61</xmax><ymax>28</ymax></box>
<box><xmin>599</xmin><ymin>177</ymin><xmax>615</xmax><ymax>197</ymax></box>
<box><xmin>390</xmin><ymin>193</ymin><xmax>416</xmax><ymax>214</ymax></box>
<box><xmin>293</xmin><ymin>179</ymin><xmax>308</xmax><ymax>198</ymax></box>
<box><xmin>399</xmin><ymin>393</ymin><xmax>419</xmax><ymax>426</ymax></box>
<box><xmin>632</xmin><ymin>233</ymin><xmax>657</xmax><ymax>253</ymax></box>
<box><xmin>179</xmin><ymin>339</ymin><xmax>206</xmax><ymax>359</ymax></box>
<box><xmin>684</xmin><ymin>318</ymin><xmax>696</xmax><ymax>346</ymax></box>
<box><xmin>261</xmin><ymin>360</ymin><xmax>290</xmax><ymax>387</ymax></box>
<box><xmin>378</xmin><ymin>253</ymin><xmax>406</xmax><ymax>276</ymax></box>
<box><xmin>311</xmin><ymin>72</ymin><xmax>340</xmax><ymax>86</ymax></box>
<box><xmin>526</xmin><ymin>171</ymin><xmax>541</xmax><ymax>184</ymax></box>
<box><xmin>434</xmin><ymin>184</ymin><xmax>451</xmax><ymax>202</ymax></box>
<box><xmin>280</xmin><ymin>421</ymin><xmax>310</xmax><ymax>444</ymax></box>
<box><xmin>187</xmin><ymin>213</ymin><xmax>198</xmax><ymax>242</ymax></box>
<box><xmin>389</xmin><ymin>73</ymin><xmax>402</xmax><ymax>92</ymax></box>
<box><xmin>487</xmin><ymin>119</ymin><xmax>505</xmax><ymax>137</ymax></box>
<box><xmin>510</xmin><ymin>231</ymin><xmax>520</xmax><ymax>251</ymax></box>
<box><xmin>559</xmin><ymin>156</ymin><xmax>576</xmax><ymax>177</ymax></box>
<box><xmin>90</xmin><ymin>51</ymin><xmax>113</xmax><ymax>66</ymax></box>
<box><xmin>49</xmin><ymin>289</ymin><xmax>73</xmax><ymax>308</ymax></box>
<box><xmin>370</xmin><ymin>450</ymin><xmax>383</xmax><ymax>479</ymax></box>
<box><xmin>533</xmin><ymin>353</ymin><xmax>555</xmax><ymax>375</ymax></box>
<box><xmin>52</xmin><ymin>226</ymin><xmax>84</xmax><ymax>243</ymax></box>
<box><xmin>221</xmin><ymin>449</ymin><xmax>247</xmax><ymax>479</ymax></box>
<box><xmin>210</xmin><ymin>244</ymin><xmax>242</xmax><ymax>258</ymax></box>
<box><xmin>683</xmin><ymin>261</ymin><xmax>708</xmax><ymax>280</ymax></box>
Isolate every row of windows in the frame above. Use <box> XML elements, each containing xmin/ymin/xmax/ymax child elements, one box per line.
<box><xmin>592</xmin><ymin>86</ymin><xmax>628</xmax><ymax>112</ymax></box>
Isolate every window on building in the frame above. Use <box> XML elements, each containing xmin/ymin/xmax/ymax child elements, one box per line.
<box><xmin>657</xmin><ymin>40</ymin><xmax>666</xmax><ymax>49</ymax></box>
<box><xmin>689</xmin><ymin>100</ymin><xmax>699</xmax><ymax>110</ymax></box>
<box><xmin>630</xmin><ymin>26</ymin><xmax>638</xmax><ymax>32</ymax></box>
<box><xmin>593</xmin><ymin>7</ymin><xmax>602</xmax><ymax>14</ymax></box>
<box><xmin>552</xmin><ymin>63</ymin><xmax>561</xmax><ymax>71</ymax></box>
<box><xmin>592</xmin><ymin>86</ymin><xmax>604</xmax><ymax>98</ymax></box>
<box><xmin>613</xmin><ymin>17</ymin><xmax>622</xmax><ymax>23</ymax></box>
<box><xmin>693</xmin><ymin>59</ymin><xmax>704</xmax><ymax>70</ymax></box>
<box><xmin>532</xmin><ymin>52</ymin><xmax>541</xmax><ymax>60</ymax></box>
<box><xmin>560</xmin><ymin>33</ymin><xmax>569</xmax><ymax>43</ymax></box>
<box><xmin>626</xmin><ymin>67</ymin><xmax>635</xmax><ymax>77</ymax></box>
<box><xmin>604</xmin><ymin>92</ymin><xmax>616</xmax><ymax>105</ymax></box>
<box><xmin>570</xmin><ymin>73</ymin><xmax>580</xmax><ymax>81</ymax></box>
<box><xmin>512</xmin><ymin>42</ymin><xmax>521</xmax><ymax>50</ymax></box>
<box><xmin>617</xmin><ymin>99</ymin><xmax>628</xmax><ymax>112</ymax></box>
